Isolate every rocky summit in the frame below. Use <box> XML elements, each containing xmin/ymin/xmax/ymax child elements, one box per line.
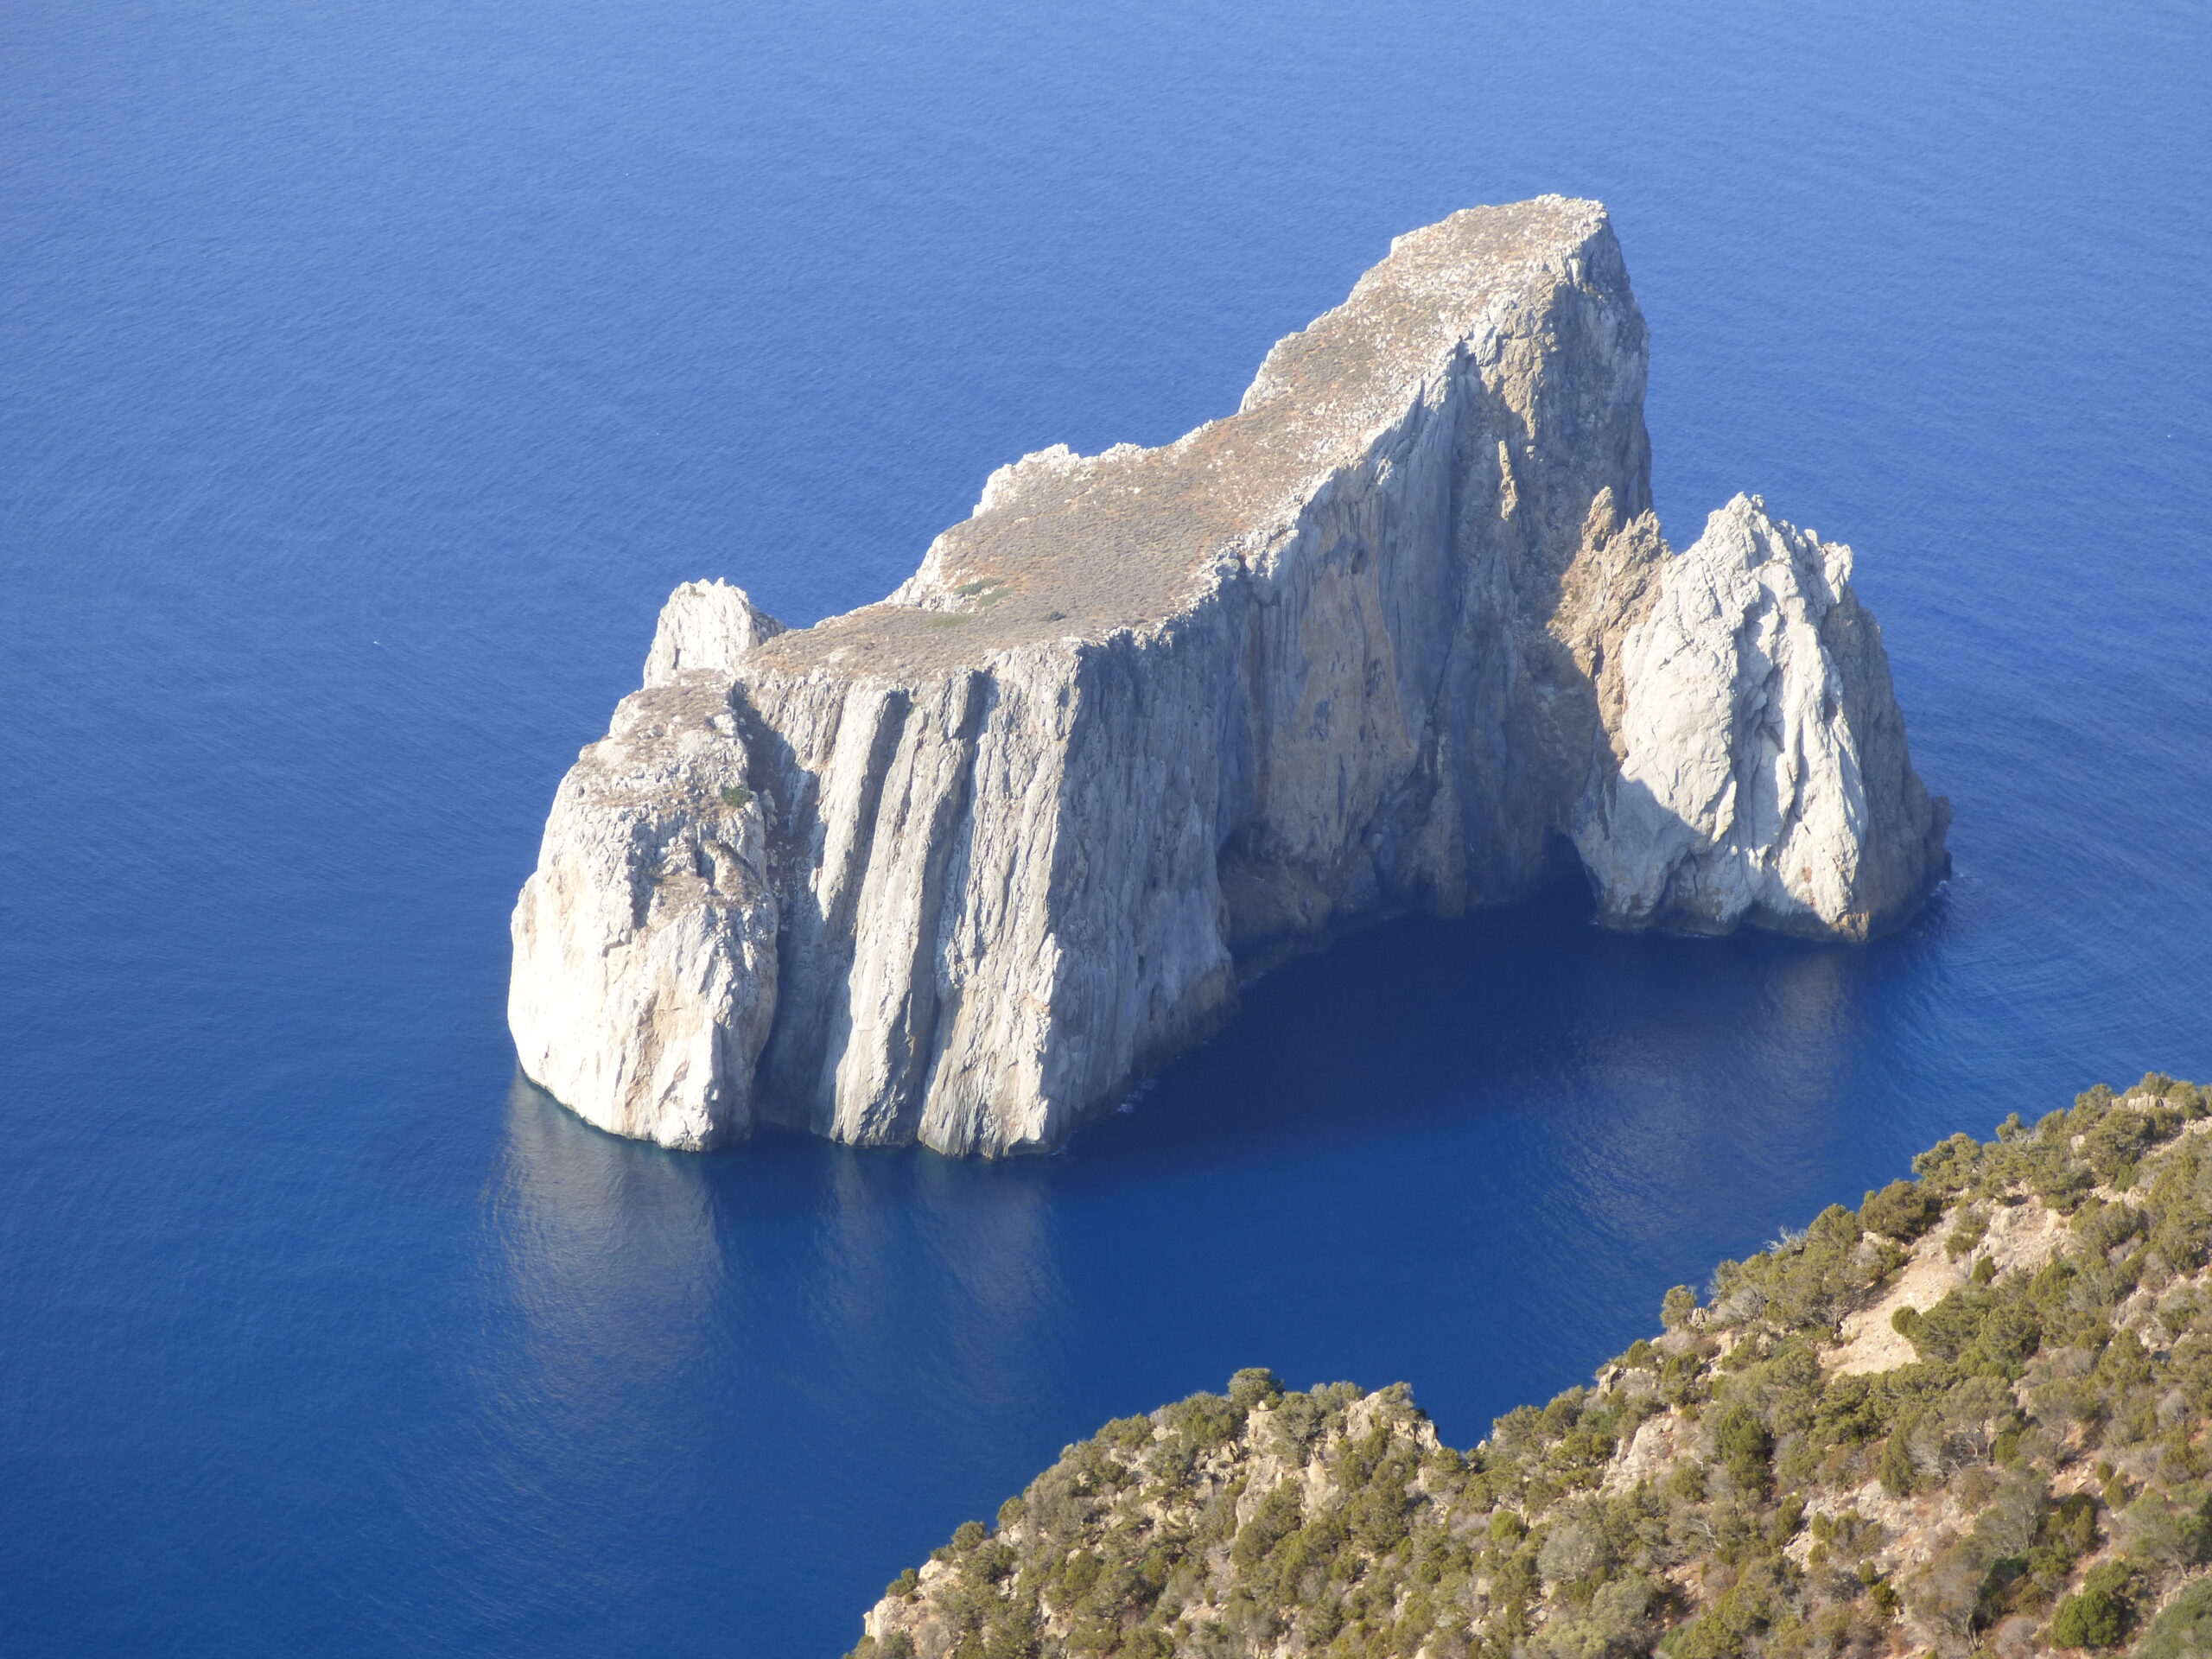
<box><xmin>507</xmin><ymin>197</ymin><xmax>1948</xmax><ymax>1155</ymax></box>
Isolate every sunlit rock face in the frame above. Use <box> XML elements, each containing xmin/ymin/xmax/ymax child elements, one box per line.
<box><xmin>640</xmin><ymin>580</ymin><xmax>785</xmax><ymax>689</ymax></box>
<box><xmin>508</xmin><ymin>662</ymin><xmax>783</xmax><ymax>1152</ymax></box>
<box><xmin>508</xmin><ymin>197</ymin><xmax>1947</xmax><ymax>1155</ymax></box>
<box><xmin>1573</xmin><ymin>494</ymin><xmax>1949</xmax><ymax>939</ymax></box>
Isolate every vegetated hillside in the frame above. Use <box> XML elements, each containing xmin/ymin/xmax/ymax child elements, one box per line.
<box><xmin>849</xmin><ymin>1077</ymin><xmax>2212</xmax><ymax>1659</ymax></box>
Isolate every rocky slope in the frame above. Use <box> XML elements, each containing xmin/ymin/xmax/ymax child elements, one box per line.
<box><xmin>851</xmin><ymin>1076</ymin><xmax>2212</xmax><ymax>1659</ymax></box>
<box><xmin>509</xmin><ymin>196</ymin><xmax>1947</xmax><ymax>1154</ymax></box>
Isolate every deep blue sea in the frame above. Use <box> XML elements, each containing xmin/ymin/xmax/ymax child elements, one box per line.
<box><xmin>4</xmin><ymin>0</ymin><xmax>2209</xmax><ymax>1652</ymax></box>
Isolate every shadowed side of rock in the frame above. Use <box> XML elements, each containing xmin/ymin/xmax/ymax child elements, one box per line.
<box><xmin>507</xmin><ymin>197</ymin><xmax>1947</xmax><ymax>1154</ymax></box>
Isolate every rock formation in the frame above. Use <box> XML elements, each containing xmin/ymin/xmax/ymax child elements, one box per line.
<box><xmin>640</xmin><ymin>578</ymin><xmax>787</xmax><ymax>687</ymax></box>
<box><xmin>1575</xmin><ymin>493</ymin><xmax>1947</xmax><ymax>937</ymax></box>
<box><xmin>509</xmin><ymin>196</ymin><xmax>1948</xmax><ymax>1155</ymax></box>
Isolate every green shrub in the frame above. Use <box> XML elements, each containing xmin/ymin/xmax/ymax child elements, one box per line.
<box><xmin>2133</xmin><ymin>1576</ymin><xmax>2212</xmax><ymax>1659</ymax></box>
<box><xmin>2037</xmin><ymin>1160</ymin><xmax>2098</xmax><ymax>1212</ymax></box>
<box><xmin>1711</xmin><ymin>1405</ymin><xmax>1773</xmax><ymax>1497</ymax></box>
<box><xmin>1668</xmin><ymin>1568</ymin><xmax>1779</xmax><ymax>1657</ymax></box>
<box><xmin>2050</xmin><ymin>1580</ymin><xmax>2133</xmax><ymax>1648</ymax></box>
<box><xmin>2043</xmin><ymin>1491</ymin><xmax>2100</xmax><ymax>1560</ymax></box>
<box><xmin>1861</xmin><ymin>1179</ymin><xmax>1942</xmax><ymax>1242</ymax></box>
<box><xmin>2183</xmin><ymin>1495</ymin><xmax>2212</xmax><ymax>1564</ymax></box>
<box><xmin>1230</xmin><ymin>1483</ymin><xmax>1302</xmax><ymax>1568</ymax></box>
<box><xmin>1878</xmin><ymin>1430</ymin><xmax>1916</xmax><ymax>1497</ymax></box>
<box><xmin>2063</xmin><ymin>1560</ymin><xmax>2145</xmax><ymax>1645</ymax></box>
<box><xmin>1228</xmin><ymin>1368</ymin><xmax>1283</xmax><ymax>1411</ymax></box>
<box><xmin>1945</xmin><ymin>1205</ymin><xmax>1990</xmax><ymax>1258</ymax></box>
<box><xmin>2083</xmin><ymin>1113</ymin><xmax>2156</xmax><ymax>1183</ymax></box>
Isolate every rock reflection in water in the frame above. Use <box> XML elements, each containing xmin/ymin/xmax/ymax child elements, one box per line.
<box><xmin>485</xmin><ymin>1074</ymin><xmax>728</xmax><ymax>1408</ymax></box>
<box><xmin>449</xmin><ymin>1075</ymin><xmax>1073</xmax><ymax>1638</ymax></box>
<box><xmin>423</xmin><ymin>1078</ymin><xmax>731</xmax><ymax>1630</ymax></box>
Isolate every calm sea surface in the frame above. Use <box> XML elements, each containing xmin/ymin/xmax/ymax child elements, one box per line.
<box><xmin>3</xmin><ymin>0</ymin><xmax>2209</xmax><ymax>1651</ymax></box>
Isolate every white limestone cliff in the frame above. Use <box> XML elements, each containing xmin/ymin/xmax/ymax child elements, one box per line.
<box><xmin>641</xmin><ymin>579</ymin><xmax>786</xmax><ymax>687</ymax></box>
<box><xmin>1574</xmin><ymin>494</ymin><xmax>1948</xmax><ymax>938</ymax></box>
<box><xmin>508</xmin><ymin>198</ymin><xmax>1948</xmax><ymax>1155</ymax></box>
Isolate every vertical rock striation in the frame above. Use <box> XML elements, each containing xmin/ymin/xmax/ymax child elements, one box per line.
<box><xmin>508</xmin><ymin>197</ymin><xmax>1948</xmax><ymax>1155</ymax></box>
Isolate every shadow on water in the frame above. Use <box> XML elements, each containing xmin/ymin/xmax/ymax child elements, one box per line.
<box><xmin>490</xmin><ymin>1070</ymin><xmax>1077</xmax><ymax>1403</ymax></box>
<box><xmin>460</xmin><ymin>1075</ymin><xmax>1080</xmax><ymax>1641</ymax></box>
<box><xmin>1073</xmin><ymin>880</ymin><xmax>1951</xmax><ymax>1175</ymax></box>
<box><xmin>473</xmin><ymin>881</ymin><xmax>1969</xmax><ymax>1461</ymax></box>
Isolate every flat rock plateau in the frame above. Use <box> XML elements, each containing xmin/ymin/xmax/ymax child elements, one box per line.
<box><xmin>509</xmin><ymin>196</ymin><xmax>1949</xmax><ymax>1155</ymax></box>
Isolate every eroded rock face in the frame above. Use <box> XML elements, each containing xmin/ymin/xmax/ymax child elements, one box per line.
<box><xmin>641</xmin><ymin>579</ymin><xmax>786</xmax><ymax>687</ymax></box>
<box><xmin>1573</xmin><ymin>494</ymin><xmax>1951</xmax><ymax>939</ymax></box>
<box><xmin>508</xmin><ymin>671</ymin><xmax>782</xmax><ymax>1149</ymax></box>
<box><xmin>508</xmin><ymin>197</ymin><xmax>1948</xmax><ymax>1154</ymax></box>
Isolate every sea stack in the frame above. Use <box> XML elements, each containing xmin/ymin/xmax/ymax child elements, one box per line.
<box><xmin>509</xmin><ymin>197</ymin><xmax>1948</xmax><ymax>1156</ymax></box>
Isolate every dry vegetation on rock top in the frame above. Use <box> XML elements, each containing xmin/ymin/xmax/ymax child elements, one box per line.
<box><xmin>753</xmin><ymin>198</ymin><xmax>1612</xmax><ymax>681</ymax></box>
<box><xmin>850</xmin><ymin>1076</ymin><xmax>2212</xmax><ymax>1658</ymax></box>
